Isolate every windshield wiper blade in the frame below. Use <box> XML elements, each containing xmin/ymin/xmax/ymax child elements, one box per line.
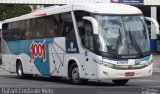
<box><xmin>106</xmin><ymin>45</ymin><xmax>117</xmax><ymax>58</ymax></box>
<box><xmin>118</xmin><ymin>29</ymin><xmax>122</xmax><ymax>45</ymax></box>
<box><xmin>114</xmin><ymin>29</ymin><xmax>122</xmax><ymax>58</ymax></box>
<box><xmin>128</xmin><ymin>30</ymin><xmax>143</xmax><ymax>57</ymax></box>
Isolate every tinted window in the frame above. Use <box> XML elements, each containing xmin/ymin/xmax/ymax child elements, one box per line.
<box><xmin>2</xmin><ymin>23</ymin><xmax>9</xmax><ymax>41</ymax></box>
<box><xmin>2</xmin><ymin>12</ymin><xmax>76</xmax><ymax>41</ymax></box>
<box><xmin>11</xmin><ymin>21</ymin><xmax>21</xmax><ymax>40</ymax></box>
<box><xmin>74</xmin><ymin>11</ymin><xmax>94</xmax><ymax>51</ymax></box>
<box><xmin>83</xmin><ymin>21</ymin><xmax>94</xmax><ymax>51</ymax></box>
<box><xmin>21</xmin><ymin>19</ymin><xmax>33</xmax><ymax>39</ymax></box>
<box><xmin>60</xmin><ymin>12</ymin><xmax>76</xmax><ymax>40</ymax></box>
<box><xmin>32</xmin><ymin>18</ymin><xmax>44</xmax><ymax>39</ymax></box>
<box><xmin>2</xmin><ymin>21</ymin><xmax>21</xmax><ymax>41</ymax></box>
<box><xmin>44</xmin><ymin>15</ymin><xmax>59</xmax><ymax>38</ymax></box>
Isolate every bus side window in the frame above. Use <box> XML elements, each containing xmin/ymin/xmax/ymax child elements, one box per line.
<box><xmin>2</xmin><ymin>23</ymin><xmax>9</xmax><ymax>41</ymax></box>
<box><xmin>84</xmin><ymin>21</ymin><xmax>94</xmax><ymax>51</ymax></box>
<box><xmin>62</xmin><ymin>22</ymin><xmax>74</xmax><ymax>36</ymax></box>
<box><xmin>33</xmin><ymin>18</ymin><xmax>44</xmax><ymax>39</ymax></box>
<box><xmin>21</xmin><ymin>20</ymin><xmax>32</xmax><ymax>40</ymax></box>
<box><xmin>60</xmin><ymin>12</ymin><xmax>76</xmax><ymax>40</ymax></box>
<box><xmin>44</xmin><ymin>15</ymin><xmax>59</xmax><ymax>38</ymax></box>
<box><xmin>74</xmin><ymin>11</ymin><xmax>91</xmax><ymax>47</ymax></box>
<box><xmin>11</xmin><ymin>21</ymin><xmax>21</xmax><ymax>40</ymax></box>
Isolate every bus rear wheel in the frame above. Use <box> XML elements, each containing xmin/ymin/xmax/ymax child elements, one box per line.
<box><xmin>16</xmin><ymin>62</ymin><xmax>25</xmax><ymax>79</ymax></box>
<box><xmin>112</xmin><ymin>79</ymin><xmax>129</xmax><ymax>85</ymax></box>
<box><xmin>16</xmin><ymin>61</ymin><xmax>32</xmax><ymax>79</ymax></box>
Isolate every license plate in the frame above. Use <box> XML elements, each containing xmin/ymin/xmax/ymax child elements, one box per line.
<box><xmin>125</xmin><ymin>72</ymin><xmax>134</xmax><ymax>76</ymax></box>
<box><xmin>117</xmin><ymin>61</ymin><xmax>128</xmax><ymax>65</ymax></box>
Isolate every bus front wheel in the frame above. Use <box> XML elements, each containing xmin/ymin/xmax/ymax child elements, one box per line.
<box><xmin>112</xmin><ymin>79</ymin><xmax>129</xmax><ymax>85</ymax></box>
<box><xmin>69</xmin><ymin>63</ymin><xmax>87</xmax><ymax>84</ymax></box>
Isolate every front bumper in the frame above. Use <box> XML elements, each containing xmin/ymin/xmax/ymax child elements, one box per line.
<box><xmin>97</xmin><ymin>63</ymin><xmax>153</xmax><ymax>80</ymax></box>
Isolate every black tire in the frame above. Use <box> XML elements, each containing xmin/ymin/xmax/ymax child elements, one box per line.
<box><xmin>16</xmin><ymin>62</ymin><xmax>25</xmax><ymax>79</ymax></box>
<box><xmin>69</xmin><ymin>63</ymin><xmax>87</xmax><ymax>84</ymax></box>
<box><xmin>16</xmin><ymin>61</ymin><xmax>33</xmax><ymax>79</ymax></box>
<box><xmin>112</xmin><ymin>79</ymin><xmax>129</xmax><ymax>85</ymax></box>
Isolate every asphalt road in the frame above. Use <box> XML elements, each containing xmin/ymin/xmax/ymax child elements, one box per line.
<box><xmin>0</xmin><ymin>72</ymin><xmax>160</xmax><ymax>94</ymax></box>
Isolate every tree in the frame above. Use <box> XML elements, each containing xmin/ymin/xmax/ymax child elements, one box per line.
<box><xmin>0</xmin><ymin>5</ymin><xmax>32</xmax><ymax>21</ymax></box>
<box><xmin>0</xmin><ymin>5</ymin><xmax>31</xmax><ymax>64</ymax></box>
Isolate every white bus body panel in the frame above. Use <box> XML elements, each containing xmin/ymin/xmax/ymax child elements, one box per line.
<box><xmin>49</xmin><ymin>37</ymin><xmax>66</xmax><ymax>77</ymax></box>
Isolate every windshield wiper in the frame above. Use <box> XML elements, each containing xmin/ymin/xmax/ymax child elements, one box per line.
<box><xmin>112</xmin><ymin>29</ymin><xmax>122</xmax><ymax>58</ymax></box>
<box><xmin>118</xmin><ymin>29</ymin><xmax>122</xmax><ymax>45</ymax></box>
<box><xmin>128</xmin><ymin>30</ymin><xmax>143</xmax><ymax>57</ymax></box>
<box><xmin>106</xmin><ymin>45</ymin><xmax>117</xmax><ymax>58</ymax></box>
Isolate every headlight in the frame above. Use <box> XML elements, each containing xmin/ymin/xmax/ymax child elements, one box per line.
<box><xmin>103</xmin><ymin>63</ymin><xmax>114</xmax><ymax>68</ymax></box>
<box><xmin>93</xmin><ymin>59</ymin><xmax>115</xmax><ymax>68</ymax></box>
<box><xmin>93</xmin><ymin>59</ymin><xmax>103</xmax><ymax>64</ymax></box>
<box><xmin>144</xmin><ymin>61</ymin><xmax>152</xmax><ymax>66</ymax></box>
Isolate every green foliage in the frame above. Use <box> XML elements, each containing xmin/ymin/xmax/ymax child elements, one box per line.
<box><xmin>0</xmin><ymin>5</ymin><xmax>32</xmax><ymax>21</ymax></box>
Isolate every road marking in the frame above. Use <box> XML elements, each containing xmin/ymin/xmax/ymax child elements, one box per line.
<box><xmin>140</xmin><ymin>80</ymin><xmax>159</xmax><ymax>82</ymax></box>
<box><xmin>97</xmin><ymin>92</ymin><xmax>141</xmax><ymax>94</ymax></box>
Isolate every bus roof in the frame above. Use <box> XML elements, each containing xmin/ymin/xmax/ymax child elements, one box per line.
<box><xmin>4</xmin><ymin>3</ymin><xmax>142</xmax><ymax>23</ymax></box>
<box><xmin>72</xmin><ymin>3</ymin><xmax>142</xmax><ymax>14</ymax></box>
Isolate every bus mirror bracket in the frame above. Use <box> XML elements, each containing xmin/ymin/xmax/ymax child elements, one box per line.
<box><xmin>145</xmin><ymin>17</ymin><xmax>159</xmax><ymax>35</ymax></box>
<box><xmin>82</xmin><ymin>16</ymin><xmax>99</xmax><ymax>34</ymax></box>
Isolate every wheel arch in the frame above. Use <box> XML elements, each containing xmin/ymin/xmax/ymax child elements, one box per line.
<box><xmin>67</xmin><ymin>58</ymin><xmax>82</xmax><ymax>78</ymax></box>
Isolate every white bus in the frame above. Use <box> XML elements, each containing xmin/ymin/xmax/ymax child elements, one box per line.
<box><xmin>1</xmin><ymin>3</ymin><xmax>159</xmax><ymax>85</ymax></box>
<box><xmin>0</xmin><ymin>21</ymin><xmax>2</xmax><ymax>39</ymax></box>
<box><xmin>0</xmin><ymin>21</ymin><xmax>2</xmax><ymax>61</ymax></box>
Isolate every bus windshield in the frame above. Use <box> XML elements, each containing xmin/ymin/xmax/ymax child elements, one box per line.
<box><xmin>95</xmin><ymin>15</ymin><xmax>150</xmax><ymax>58</ymax></box>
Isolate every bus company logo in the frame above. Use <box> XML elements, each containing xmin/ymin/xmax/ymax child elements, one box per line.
<box><xmin>30</xmin><ymin>40</ymin><xmax>46</xmax><ymax>62</ymax></box>
<box><xmin>135</xmin><ymin>59</ymin><xmax>142</xmax><ymax>63</ymax></box>
<box><xmin>135</xmin><ymin>59</ymin><xmax>142</xmax><ymax>65</ymax></box>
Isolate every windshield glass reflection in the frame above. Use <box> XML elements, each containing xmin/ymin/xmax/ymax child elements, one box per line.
<box><xmin>95</xmin><ymin>15</ymin><xmax>150</xmax><ymax>57</ymax></box>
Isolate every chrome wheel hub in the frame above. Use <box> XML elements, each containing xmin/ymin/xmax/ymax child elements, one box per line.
<box><xmin>72</xmin><ymin>67</ymin><xmax>79</xmax><ymax>81</ymax></box>
<box><xmin>18</xmin><ymin>65</ymin><xmax>22</xmax><ymax>76</ymax></box>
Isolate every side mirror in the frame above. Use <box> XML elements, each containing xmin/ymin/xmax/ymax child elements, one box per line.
<box><xmin>145</xmin><ymin>17</ymin><xmax>159</xmax><ymax>35</ymax></box>
<box><xmin>82</xmin><ymin>16</ymin><xmax>98</xmax><ymax>34</ymax></box>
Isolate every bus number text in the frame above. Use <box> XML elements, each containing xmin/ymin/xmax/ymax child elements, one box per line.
<box><xmin>30</xmin><ymin>40</ymin><xmax>46</xmax><ymax>62</ymax></box>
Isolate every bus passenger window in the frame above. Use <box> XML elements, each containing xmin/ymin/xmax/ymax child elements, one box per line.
<box><xmin>33</xmin><ymin>18</ymin><xmax>44</xmax><ymax>39</ymax></box>
<box><xmin>62</xmin><ymin>22</ymin><xmax>73</xmax><ymax>36</ymax></box>
<box><xmin>44</xmin><ymin>15</ymin><xmax>59</xmax><ymax>38</ymax></box>
<box><xmin>21</xmin><ymin>20</ymin><xmax>33</xmax><ymax>40</ymax></box>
